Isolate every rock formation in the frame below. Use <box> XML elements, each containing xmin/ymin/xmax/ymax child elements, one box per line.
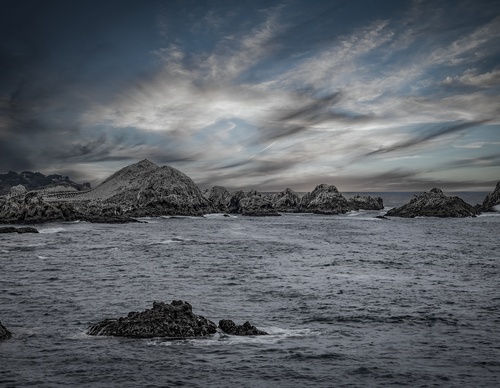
<box><xmin>299</xmin><ymin>184</ymin><xmax>352</xmax><ymax>214</ymax></box>
<box><xmin>238</xmin><ymin>190</ymin><xmax>281</xmax><ymax>216</ymax></box>
<box><xmin>348</xmin><ymin>194</ymin><xmax>384</xmax><ymax>210</ymax></box>
<box><xmin>270</xmin><ymin>188</ymin><xmax>301</xmax><ymax>212</ymax></box>
<box><xmin>0</xmin><ymin>226</ymin><xmax>39</xmax><ymax>233</ymax></box>
<box><xmin>385</xmin><ymin>188</ymin><xmax>480</xmax><ymax>218</ymax></box>
<box><xmin>0</xmin><ymin>170</ymin><xmax>89</xmax><ymax>195</ymax></box>
<box><xmin>87</xmin><ymin>300</ymin><xmax>218</xmax><ymax>338</ymax></box>
<box><xmin>0</xmin><ymin>321</ymin><xmax>11</xmax><ymax>340</ymax></box>
<box><xmin>204</xmin><ymin>186</ymin><xmax>232</xmax><ymax>212</ymax></box>
<box><xmin>218</xmin><ymin>320</ymin><xmax>268</xmax><ymax>336</ymax></box>
<box><xmin>480</xmin><ymin>181</ymin><xmax>500</xmax><ymax>212</ymax></box>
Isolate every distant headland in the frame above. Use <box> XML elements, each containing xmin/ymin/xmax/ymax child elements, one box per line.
<box><xmin>0</xmin><ymin>159</ymin><xmax>498</xmax><ymax>224</ymax></box>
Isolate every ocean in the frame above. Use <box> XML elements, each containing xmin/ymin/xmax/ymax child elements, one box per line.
<box><xmin>1</xmin><ymin>192</ymin><xmax>499</xmax><ymax>387</ymax></box>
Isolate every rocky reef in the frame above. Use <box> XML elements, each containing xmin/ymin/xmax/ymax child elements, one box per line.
<box><xmin>269</xmin><ymin>188</ymin><xmax>301</xmax><ymax>212</ymax></box>
<box><xmin>0</xmin><ymin>226</ymin><xmax>39</xmax><ymax>233</ymax></box>
<box><xmin>87</xmin><ymin>300</ymin><xmax>267</xmax><ymax>338</ymax></box>
<box><xmin>219</xmin><ymin>320</ymin><xmax>268</xmax><ymax>336</ymax></box>
<box><xmin>385</xmin><ymin>188</ymin><xmax>480</xmax><ymax>218</ymax></box>
<box><xmin>204</xmin><ymin>186</ymin><xmax>232</xmax><ymax>212</ymax></box>
<box><xmin>479</xmin><ymin>181</ymin><xmax>500</xmax><ymax>212</ymax></box>
<box><xmin>299</xmin><ymin>184</ymin><xmax>352</xmax><ymax>214</ymax></box>
<box><xmin>87</xmin><ymin>300</ymin><xmax>218</xmax><ymax>338</ymax></box>
<box><xmin>0</xmin><ymin>321</ymin><xmax>11</xmax><ymax>340</ymax></box>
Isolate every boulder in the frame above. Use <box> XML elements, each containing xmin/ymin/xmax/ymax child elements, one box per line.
<box><xmin>86</xmin><ymin>300</ymin><xmax>217</xmax><ymax>338</ymax></box>
<box><xmin>480</xmin><ymin>181</ymin><xmax>500</xmax><ymax>212</ymax></box>
<box><xmin>218</xmin><ymin>319</ymin><xmax>268</xmax><ymax>336</ymax></box>
<box><xmin>385</xmin><ymin>188</ymin><xmax>480</xmax><ymax>218</ymax></box>
<box><xmin>270</xmin><ymin>188</ymin><xmax>301</xmax><ymax>212</ymax></box>
<box><xmin>299</xmin><ymin>184</ymin><xmax>352</xmax><ymax>214</ymax></box>
<box><xmin>205</xmin><ymin>186</ymin><xmax>232</xmax><ymax>212</ymax></box>
<box><xmin>0</xmin><ymin>321</ymin><xmax>11</xmax><ymax>340</ymax></box>
<box><xmin>348</xmin><ymin>195</ymin><xmax>384</xmax><ymax>210</ymax></box>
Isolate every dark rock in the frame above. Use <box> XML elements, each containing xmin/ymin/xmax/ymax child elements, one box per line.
<box><xmin>0</xmin><ymin>321</ymin><xmax>12</xmax><ymax>340</ymax></box>
<box><xmin>270</xmin><ymin>188</ymin><xmax>301</xmax><ymax>212</ymax></box>
<box><xmin>385</xmin><ymin>188</ymin><xmax>480</xmax><ymax>218</ymax></box>
<box><xmin>480</xmin><ymin>181</ymin><xmax>500</xmax><ymax>212</ymax></box>
<box><xmin>299</xmin><ymin>184</ymin><xmax>352</xmax><ymax>214</ymax></box>
<box><xmin>218</xmin><ymin>319</ymin><xmax>268</xmax><ymax>336</ymax></box>
<box><xmin>86</xmin><ymin>300</ymin><xmax>218</xmax><ymax>338</ymax></box>
<box><xmin>0</xmin><ymin>226</ymin><xmax>39</xmax><ymax>233</ymax></box>
<box><xmin>239</xmin><ymin>191</ymin><xmax>281</xmax><ymax>216</ymax></box>
<box><xmin>204</xmin><ymin>186</ymin><xmax>232</xmax><ymax>212</ymax></box>
<box><xmin>228</xmin><ymin>190</ymin><xmax>246</xmax><ymax>213</ymax></box>
<box><xmin>348</xmin><ymin>195</ymin><xmax>384</xmax><ymax>210</ymax></box>
<box><xmin>0</xmin><ymin>170</ymin><xmax>87</xmax><ymax>195</ymax></box>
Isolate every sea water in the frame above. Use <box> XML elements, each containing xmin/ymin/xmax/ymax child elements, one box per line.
<box><xmin>1</xmin><ymin>193</ymin><xmax>499</xmax><ymax>387</ymax></box>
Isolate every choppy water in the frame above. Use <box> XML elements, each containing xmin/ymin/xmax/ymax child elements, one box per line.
<box><xmin>1</xmin><ymin>194</ymin><xmax>499</xmax><ymax>387</ymax></box>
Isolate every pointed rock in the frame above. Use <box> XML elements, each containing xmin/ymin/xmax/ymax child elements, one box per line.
<box><xmin>0</xmin><ymin>321</ymin><xmax>11</xmax><ymax>341</ymax></box>
<box><xmin>299</xmin><ymin>184</ymin><xmax>352</xmax><ymax>214</ymax></box>
<box><xmin>480</xmin><ymin>181</ymin><xmax>500</xmax><ymax>212</ymax></box>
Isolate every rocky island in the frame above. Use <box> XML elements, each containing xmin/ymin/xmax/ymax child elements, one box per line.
<box><xmin>479</xmin><ymin>181</ymin><xmax>500</xmax><ymax>212</ymax></box>
<box><xmin>385</xmin><ymin>188</ymin><xmax>480</xmax><ymax>218</ymax></box>
<box><xmin>87</xmin><ymin>300</ymin><xmax>267</xmax><ymax>338</ymax></box>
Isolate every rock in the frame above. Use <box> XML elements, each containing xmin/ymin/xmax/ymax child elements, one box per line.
<box><xmin>348</xmin><ymin>195</ymin><xmax>384</xmax><ymax>210</ymax></box>
<box><xmin>0</xmin><ymin>171</ymin><xmax>87</xmax><ymax>196</ymax></box>
<box><xmin>0</xmin><ymin>321</ymin><xmax>12</xmax><ymax>340</ymax></box>
<box><xmin>228</xmin><ymin>190</ymin><xmax>246</xmax><ymax>213</ymax></box>
<box><xmin>480</xmin><ymin>181</ymin><xmax>500</xmax><ymax>212</ymax></box>
<box><xmin>385</xmin><ymin>188</ymin><xmax>480</xmax><ymax>218</ymax></box>
<box><xmin>375</xmin><ymin>215</ymin><xmax>388</xmax><ymax>220</ymax></box>
<box><xmin>86</xmin><ymin>300</ymin><xmax>218</xmax><ymax>338</ymax></box>
<box><xmin>299</xmin><ymin>184</ymin><xmax>352</xmax><ymax>214</ymax></box>
<box><xmin>0</xmin><ymin>226</ymin><xmax>39</xmax><ymax>233</ymax></box>
<box><xmin>205</xmin><ymin>186</ymin><xmax>232</xmax><ymax>212</ymax></box>
<box><xmin>270</xmin><ymin>188</ymin><xmax>301</xmax><ymax>212</ymax></box>
<box><xmin>218</xmin><ymin>319</ymin><xmax>268</xmax><ymax>336</ymax></box>
<box><xmin>238</xmin><ymin>190</ymin><xmax>281</xmax><ymax>216</ymax></box>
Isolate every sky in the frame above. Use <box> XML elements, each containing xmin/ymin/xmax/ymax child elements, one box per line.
<box><xmin>1</xmin><ymin>0</ymin><xmax>499</xmax><ymax>192</ymax></box>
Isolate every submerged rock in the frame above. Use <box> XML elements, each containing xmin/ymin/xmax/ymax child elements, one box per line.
<box><xmin>385</xmin><ymin>188</ymin><xmax>480</xmax><ymax>218</ymax></box>
<box><xmin>0</xmin><ymin>321</ymin><xmax>12</xmax><ymax>340</ymax></box>
<box><xmin>348</xmin><ymin>195</ymin><xmax>384</xmax><ymax>210</ymax></box>
<box><xmin>86</xmin><ymin>300</ymin><xmax>217</xmax><ymax>338</ymax></box>
<box><xmin>0</xmin><ymin>226</ymin><xmax>39</xmax><ymax>233</ymax></box>
<box><xmin>299</xmin><ymin>184</ymin><xmax>352</xmax><ymax>214</ymax></box>
<box><xmin>480</xmin><ymin>181</ymin><xmax>500</xmax><ymax>212</ymax></box>
<box><xmin>218</xmin><ymin>319</ymin><xmax>268</xmax><ymax>336</ymax></box>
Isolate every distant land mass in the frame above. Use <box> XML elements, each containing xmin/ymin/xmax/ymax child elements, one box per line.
<box><xmin>0</xmin><ymin>170</ymin><xmax>90</xmax><ymax>195</ymax></box>
<box><xmin>0</xmin><ymin>159</ymin><xmax>498</xmax><ymax>224</ymax></box>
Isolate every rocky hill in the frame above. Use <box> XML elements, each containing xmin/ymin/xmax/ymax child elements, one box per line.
<box><xmin>479</xmin><ymin>181</ymin><xmax>500</xmax><ymax>212</ymax></box>
<box><xmin>0</xmin><ymin>170</ymin><xmax>89</xmax><ymax>195</ymax></box>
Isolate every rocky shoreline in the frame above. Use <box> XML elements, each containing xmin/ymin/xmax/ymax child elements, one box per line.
<box><xmin>0</xmin><ymin>159</ymin><xmax>498</xmax><ymax>223</ymax></box>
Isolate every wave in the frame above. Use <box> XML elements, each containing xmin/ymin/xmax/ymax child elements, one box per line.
<box><xmin>39</xmin><ymin>227</ymin><xmax>66</xmax><ymax>234</ymax></box>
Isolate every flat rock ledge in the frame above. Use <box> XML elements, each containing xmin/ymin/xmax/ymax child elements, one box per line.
<box><xmin>386</xmin><ymin>188</ymin><xmax>480</xmax><ymax>218</ymax></box>
<box><xmin>0</xmin><ymin>226</ymin><xmax>39</xmax><ymax>233</ymax></box>
<box><xmin>0</xmin><ymin>321</ymin><xmax>12</xmax><ymax>341</ymax></box>
<box><xmin>86</xmin><ymin>300</ymin><xmax>267</xmax><ymax>338</ymax></box>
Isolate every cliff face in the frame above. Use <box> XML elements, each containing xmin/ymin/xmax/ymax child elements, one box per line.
<box><xmin>386</xmin><ymin>188</ymin><xmax>480</xmax><ymax>218</ymax></box>
<box><xmin>0</xmin><ymin>170</ymin><xmax>89</xmax><ymax>195</ymax></box>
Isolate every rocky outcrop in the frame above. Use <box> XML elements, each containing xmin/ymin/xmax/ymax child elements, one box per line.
<box><xmin>270</xmin><ymin>188</ymin><xmax>301</xmax><ymax>212</ymax></box>
<box><xmin>0</xmin><ymin>321</ymin><xmax>11</xmax><ymax>340</ymax></box>
<box><xmin>238</xmin><ymin>191</ymin><xmax>281</xmax><ymax>216</ymax></box>
<box><xmin>480</xmin><ymin>181</ymin><xmax>500</xmax><ymax>212</ymax></box>
<box><xmin>299</xmin><ymin>184</ymin><xmax>352</xmax><ymax>214</ymax></box>
<box><xmin>0</xmin><ymin>226</ymin><xmax>39</xmax><ymax>233</ymax></box>
<box><xmin>218</xmin><ymin>320</ymin><xmax>268</xmax><ymax>336</ymax></box>
<box><xmin>385</xmin><ymin>188</ymin><xmax>480</xmax><ymax>218</ymax></box>
<box><xmin>204</xmin><ymin>186</ymin><xmax>232</xmax><ymax>212</ymax></box>
<box><xmin>87</xmin><ymin>300</ymin><xmax>218</xmax><ymax>338</ymax></box>
<box><xmin>348</xmin><ymin>194</ymin><xmax>384</xmax><ymax>210</ymax></box>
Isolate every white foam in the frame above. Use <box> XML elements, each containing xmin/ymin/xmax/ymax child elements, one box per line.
<box><xmin>39</xmin><ymin>227</ymin><xmax>66</xmax><ymax>234</ymax></box>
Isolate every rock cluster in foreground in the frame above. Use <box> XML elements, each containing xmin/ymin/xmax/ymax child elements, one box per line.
<box><xmin>0</xmin><ymin>226</ymin><xmax>39</xmax><ymax>233</ymax></box>
<box><xmin>385</xmin><ymin>188</ymin><xmax>480</xmax><ymax>218</ymax></box>
<box><xmin>0</xmin><ymin>321</ymin><xmax>11</xmax><ymax>341</ymax></box>
<box><xmin>87</xmin><ymin>300</ymin><xmax>267</xmax><ymax>338</ymax></box>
